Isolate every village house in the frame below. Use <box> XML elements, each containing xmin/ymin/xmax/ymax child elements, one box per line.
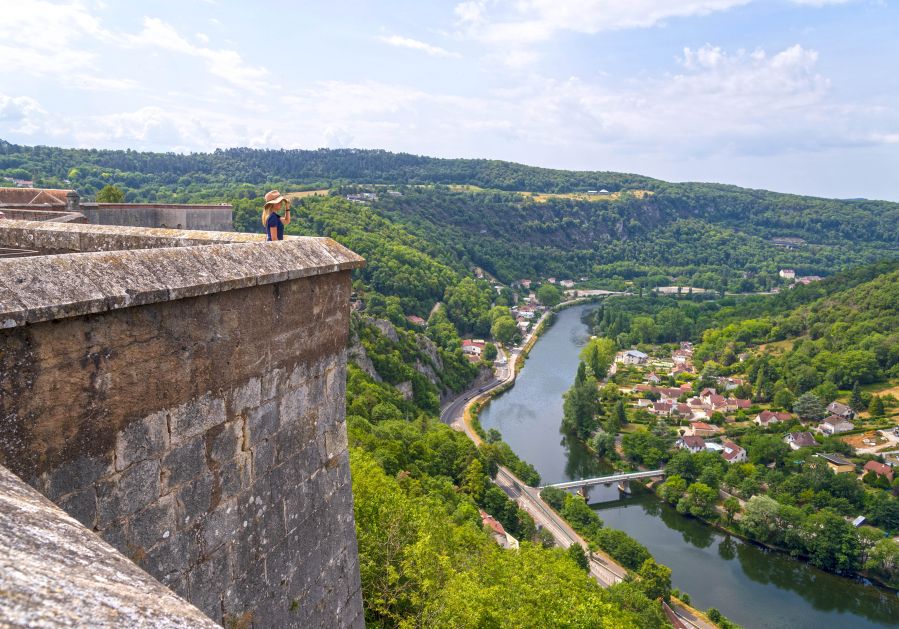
<box><xmin>690</xmin><ymin>421</ymin><xmax>721</xmax><ymax>437</ymax></box>
<box><xmin>480</xmin><ymin>511</ymin><xmax>519</xmax><ymax>550</ymax></box>
<box><xmin>674</xmin><ymin>403</ymin><xmax>694</xmax><ymax>420</ymax></box>
<box><xmin>779</xmin><ymin>269</ymin><xmax>796</xmax><ymax>279</ymax></box>
<box><xmin>721</xmin><ymin>441</ymin><xmax>747</xmax><ymax>464</ymax></box>
<box><xmin>863</xmin><ymin>460</ymin><xmax>894</xmax><ymax>483</ymax></box>
<box><xmin>620</xmin><ymin>349</ymin><xmax>648</xmax><ymax>365</ymax></box>
<box><xmin>818</xmin><ymin>414</ymin><xmax>855</xmax><ymax>435</ymax></box>
<box><xmin>784</xmin><ymin>431</ymin><xmax>817</xmax><ymax>450</ymax></box>
<box><xmin>727</xmin><ymin>398</ymin><xmax>752</xmax><ymax>411</ymax></box>
<box><xmin>716</xmin><ymin>377</ymin><xmax>746</xmax><ymax>391</ymax></box>
<box><xmin>406</xmin><ymin>315</ymin><xmax>426</xmax><ymax>327</ymax></box>
<box><xmin>546</xmin><ymin>277</ymin><xmax>557</xmax><ymax>284</ymax></box>
<box><xmin>676</xmin><ymin>436</ymin><xmax>706</xmax><ymax>454</ymax></box>
<box><xmin>673</xmin><ymin>363</ymin><xmax>695</xmax><ymax>375</ymax></box>
<box><xmin>754</xmin><ymin>410</ymin><xmax>792</xmax><ymax>427</ymax></box>
<box><xmin>652</xmin><ymin>402</ymin><xmax>674</xmax><ymax>416</ymax></box>
<box><xmin>518</xmin><ymin>279</ymin><xmax>532</xmax><ymax>289</ymax></box>
<box><xmin>672</xmin><ymin>349</ymin><xmax>692</xmax><ymax>365</ymax></box>
<box><xmin>818</xmin><ymin>453</ymin><xmax>855</xmax><ymax>474</ymax></box>
<box><xmin>560</xmin><ymin>279</ymin><xmax>575</xmax><ymax>288</ymax></box>
<box><xmin>647</xmin><ymin>372</ymin><xmax>662</xmax><ymax>385</ymax></box>
<box><xmin>827</xmin><ymin>401</ymin><xmax>856</xmax><ymax>420</ymax></box>
<box><xmin>461</xmin><ymin>339</ymin><xmax>485</xmax><ymax>356</ymax></box>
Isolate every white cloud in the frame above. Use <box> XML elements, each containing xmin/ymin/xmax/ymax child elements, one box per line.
<box><xmin>125</xmin><ymin>18</ymin><xmax>269</xmax><ymax>89</ymax></box>
<box><xmin>460</xmin><ymin>0</ymin><xmax>753</xmax><ymax>44</ymax></box>
<box><xmin>379</xmin><ymin>35</ymin><xmax>461</xmax><ymax>58</ymax></box>
<box><xmin>0</xmin><ymin>94</ymin><xmax>47</xmax><ymax>134</ymax></box>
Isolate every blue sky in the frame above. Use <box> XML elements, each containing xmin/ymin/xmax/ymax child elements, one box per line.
<box><xmin>1</xmin><ymin>1</ymin><xmax>898</xmax><ymax>200</ymax></box>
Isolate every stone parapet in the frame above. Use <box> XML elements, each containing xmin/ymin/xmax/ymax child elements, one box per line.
<box><xmin>0</xmin><ymin>464</ymin><xmax>220</xmax><ymax>628</ymax></box>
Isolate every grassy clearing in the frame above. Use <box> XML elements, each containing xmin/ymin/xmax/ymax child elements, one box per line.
<box><xmin>757</xmin><ymin>339</ymin><xmax>796</xmax><ymax>354</ymax></box>
<box><xmin>525</xmin><ymin>190</ymin><xmax>654</xmax><ymax>203</ymax></box>
<box><xmin>285</xmin><ymin>189</ymin><xmax>329</xmax><ymax>200</ymax></box>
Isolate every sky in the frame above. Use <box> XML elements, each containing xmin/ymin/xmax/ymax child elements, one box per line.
<box><xmin>1</xmin><ymin>1</ymin><xmax>898</xmax><ymax>200</ymax></box>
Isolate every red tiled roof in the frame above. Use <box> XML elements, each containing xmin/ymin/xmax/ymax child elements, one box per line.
<box><xmin>679</xmin><ymin>436</ymin><xmax>706</xmax><ymax>449</ymax></box>
<box><xmin>864</xmin><ymin>461</ymin><xmax>894</xmax><ymax>479</ymax></box>
<box><xmin>722</xmin><ymin>441</ymin><xmax>745</xmax><ymax>461</ymax></box>
<box><xmin>479</xmin><ymin>510</ymin><xmax>507</xmax><ymax>536</ymax></box>
<box><xmin>0</xmin><ymin>187</ymin><xmax>72</xmax><ymax>206</ymax></box>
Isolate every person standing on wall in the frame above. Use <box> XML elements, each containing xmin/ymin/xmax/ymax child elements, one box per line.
<box><xmin>262</xmin><ymin>190</ymin><xmax>291</xmax><ymax>241</ymax></box>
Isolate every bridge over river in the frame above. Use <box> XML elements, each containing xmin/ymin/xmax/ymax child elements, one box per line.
<box><xmin>542</xmin><ymin>469</ymin><xmax>665</xmax><ymax>500</ymax></box>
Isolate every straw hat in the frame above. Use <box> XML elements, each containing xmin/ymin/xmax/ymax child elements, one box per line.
<box><xmin>264</xmin><ymin>190</ymin><xmax>289</xmax><ymax>208</ymax></box>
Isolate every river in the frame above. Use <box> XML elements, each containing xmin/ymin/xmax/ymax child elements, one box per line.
<box><xmin>479</xmin><ymin>303</ymin><xmax>899</xmax><ymax>629</ymax></box>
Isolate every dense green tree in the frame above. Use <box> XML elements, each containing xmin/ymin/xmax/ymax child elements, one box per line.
<box><xmin>658</xmin><ymin>475</ymin><xmax>688</xmax><ymax>505</ymax></box>
<box><xmin>637</xmin><ymin>558</ymin><xmax>672</xmax><ymax>602</ymax></box>
<box><xmin>96</xmin><ymin>183</ymin><xmax>125</xmax><ymax>202</ymax></box>
<box><xmin>850</xmin><ymin>382</ymin><xmax>866</xmax><ymax>412</ymax></box>
<box><xmin>801</xmin><ymin>510</ymin><xmax>860</xmax><ymax>572</ymax></box>
<box><xmin>677</xmin><ymin>482</ymin><xmax>717</xmax><ymax>519</ymax></box>
<box><xmin>537</xmin><ymin>284</ymin><xmax>562</xmax><ymax>307</ymax></box>
<box><xmin>869</xmin><ymin>395</ymin><xmax>886</xmax><ymax>417</ymax></box>
<box><xmin>567</xmin><ymin>543</ymin><xmax>590</xmax><ymax>572</ymax></box>
<box><xmin>562</xmin><ymin>363</ymin><xmax>600</xmax><ymax>439</ymax></box>
<box><xmin>491</xmin><ymin>315</ymin><xmax>519</xmax><ymax>345</ymax></box>
<box><xmin>580</xmin><ymin>337</ymin><xmax>617</xmax><ymax>379</ymax></box>
<box><xmin>794</xmin><ymin>392</ymin><xmax>826</xmax><ymax>422</ymax></box>
<box><xmin>723</xmin><ymin>497</ymin><xmax>741</xmax><ymax>523</ymax></box>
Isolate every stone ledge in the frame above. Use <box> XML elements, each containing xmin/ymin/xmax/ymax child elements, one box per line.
<box><xmin>0</xmin><ymin>464</ymin><xmax>219</xmax><ymax>629</ymax></box>
<box><xmin>0</xmin><ymin>220</ymin><xmax>365</xmax><ymax>328</ymax></box>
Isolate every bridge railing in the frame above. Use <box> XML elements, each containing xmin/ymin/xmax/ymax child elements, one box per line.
<box><xmin>541</xmin><ymin>469</ymin><xmax>665</xmax><ymax>491</ymax></box>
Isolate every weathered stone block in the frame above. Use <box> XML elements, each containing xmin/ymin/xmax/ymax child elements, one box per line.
<box><xmin>248</xmin><ymin>400</ymin><xmax>279</xmax><ymax>442</ymax></box>
<box><xmin>169</xmin><ymin>394</ymin><xmax>226</xmax><ymax>444</ymax></box>
<box><xmin>200</xmin><ymin>497</ymin><xmax>240</xmax><ymax>555</ymax></box>
<box><xmin>176</xmin><ymin>473</ymin><xmax>214</xmax><ymax>526</ymax></box>
<box><xmin>220</xmin><ymin>451</ymin><xmax>252</xmax><ymax>499</ymax></box>
<box><xmin>228</xmin><ymin>377</ymin><xmax>261</xmax><ymax>417</ymax></box>
<box><xmin>44</xmin><ymin>453</ymin><xmax>112</xmax><ymax>502</ymax></box>
<box><xmin>57</xmin><ymin>487</ymin><xmax>96</xmax><ymax>529</ymax></box>
<box><xmin>260</xmin><ymin>367</ymin><xmax>286</xmax><ymax>403</ymax></box>
<box><xmin>129</xmin><ymin>492</ymin><xmax>177</xmax><ymax>552</ymax></box>
<box><xmin>96</xmin><ymin>459</ymin><xmax>160</xmax><ymax>528</ymax></box>
<box><xmin>161</xmin><ymin>436</ymin><xmax>206</xmax><ymax>491</ymax></box>
<box><xmin>208</xmin><ymin>419</ymin><xmax>243</xmax><ymax>464</ymax></box>
<box><xmin>188</xmin><ymin>551</ymin><xmax>230</xmax><ymax>623</ymax></box>
<box><xmin>324</xmin><ymin>421</ymin><xmax>348</xmax><ymax>462</ymax></box>
<box><xmin>115</xmin><ymin>409</ymin><xmax>169</xmax><ymax>471</ymax></box>
<box><xmin>252</xmin><ymin>438</ymin><xmax>278</xmax><ymax>477</ymax></box>
<box><xmin>141</xmin><ymin>527</ymin><xmax>195</xmax><ymax>579</ymax></box>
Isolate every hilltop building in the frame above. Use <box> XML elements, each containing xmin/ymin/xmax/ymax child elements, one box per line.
<box><xmin>0</xmin><ymin>187</ymin><xmax>233</xmax><ymax>231</ymax></box>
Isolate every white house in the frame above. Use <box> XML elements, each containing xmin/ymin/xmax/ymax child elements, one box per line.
<box><xmin>620</xmin><ymin>349</ymin><xmax>648</xmax><ymax>365</ymax></box>
<box><xmin>818</xmin><ymin>415</ymin><xmax>854</xmax><ymax>436</ymax></box>
<box><xmin>779</xmin><ymin>269</ymin><xmax>796</xmax><ymax>279</ymax></box>
<box><xmin>722</xmin><ymin>441</ymin><xmax>747</xmax><ymax>464</ymax></box>
<box><xmin>676</xmin><ymin>436</ymin><xmax>706</xmax><ymax>453</ymax></box>
<box><xmin>826</xmin><ymin>401</ymin><xmax>856</xmax><ymax>420</ymax></box>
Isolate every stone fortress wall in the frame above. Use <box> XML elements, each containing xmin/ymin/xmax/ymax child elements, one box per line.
<box><xmin>0</xmin><ymin>219</ymin><xmax>365</xmax><ymax>627</ymax></box>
